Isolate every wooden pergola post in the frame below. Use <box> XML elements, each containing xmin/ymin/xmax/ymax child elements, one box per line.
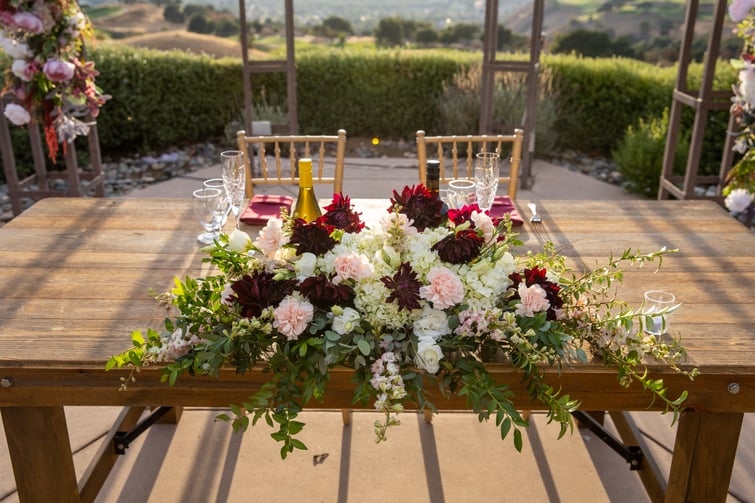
<box><xmin>238</xmin><ymin>0</ymin><xmax>298</xmax><ymax>134</ymax></box>
<box><xmin>479</xmin><ymin>0</ymin><xmax>544</xmax><ymax>189</ymax></box>
<box><xmin>659</xmin><ymin>0</ymin><xmax>735</xmax><ymax>201</ymax></box>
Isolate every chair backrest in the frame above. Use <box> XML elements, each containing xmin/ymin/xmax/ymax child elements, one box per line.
<box><xmin>236</xmin><ymin>129</ymin><xmax>347</xmax><ymax>198</ymax></box>
<box><xmin>416</xmin><ymin>129</ymin><xmax>524</xmax><ymax>199</ymax></box>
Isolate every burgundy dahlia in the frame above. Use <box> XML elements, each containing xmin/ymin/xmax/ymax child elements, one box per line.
<box><xmin>380</xmin><ymin>262</ymin><xmax>422</xmax><ymax>311</ymax></box>
<box><xmin>230</xmin><ymin>272</ymin><xmax>296</xmax><ymax>318</ymax></box>
<box><xmin>290</xmin><ymin>218</ymin><xmax>337</xmax><ymax>256</ymax></box>
<box><xmin>322</xmin><ymin>193</ymin><xmax>364</xmax><ymax>233</ymax></box>
<box><xmin>508</xmin><ymin>266</ymin><xmax>563</xmax><ymax>320</ymax></box>
<box><xmin>447</xmin><ymin>204</ymin><xmax>482</xmax><ymax>227</ymax></box>
<box><xmin>299</xmin><ymin>273</ymin><xmax>355</xmax><ymax>309</ymax></box>
<box><xmin>389</xmin><ymin>184</ymin><xmax>446</xmax><ymax>231</ymax></box>
<box><xmin>432</xmin><ymin>228</ymin><xmax>484</xmax><ymax>264</ymax></box>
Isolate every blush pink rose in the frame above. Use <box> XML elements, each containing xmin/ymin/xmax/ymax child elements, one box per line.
<box><xmin>273</xmin><ymin>297</ymin><xmax>314</xmax><ymax>340</ymax></box>
<box><xmin>333</xmin><ymin>252</ymin><xmax>373</xmax><ymax>284</ymax></box>
<box><xmin>13</xmin><ymin>12</ymin><xmax>44</xmax><ymax>33</ymax></box>
<box><xmin>515</xmin><ymin>283</ymin><xmax>551</xmax><ymax>317</ymax></box>
<box><xmin>43</xmin><ymin>59</ymin><xmax>75</xmax><ymax>82</ymax></box>
<box><xmin>419</xmin><ymin>267</ymin><xmax>464</xmax><ymax>309</ymax></box>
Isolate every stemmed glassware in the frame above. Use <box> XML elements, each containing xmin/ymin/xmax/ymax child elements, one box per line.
<box><xmin>192</xmin><ymin>187</ymin><xmax>226</xmax><ymax>244</ymax></box>
<box><xmin>474</xmin><ymin>152</ymin><xmax>500</xmax><ymax>212</ymax></box>
<box><xmin>221</xmin><ymin>150</ymin><xmax>246</xmax><ymax>229</ymax></box>
<box><xmin>203</xmin><ymin>177</ymin><xmax>230</xmax><ymax>227</ymax></box>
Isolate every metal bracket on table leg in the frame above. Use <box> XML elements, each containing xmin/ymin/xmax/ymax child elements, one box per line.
<box><xmin>113</xmin><ymin>406</ymin><xmax>174</xmax><ymax>455</ymax></box>
<box><xmin>571</xmin><ymin>410</ymin><xmax>643</xmax><ymax>470</ymax></box>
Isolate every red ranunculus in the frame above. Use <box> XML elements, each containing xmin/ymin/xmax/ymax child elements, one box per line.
<box><xmin>432</xmin><ymin>229</ymin><xmax>484</xmax><ymax>264</ymax></box>
<box><xmin>230</xmin><ymin>272</ymin><xmax>296</xmax><ymax>318</ymax></box>
<box><xmin>389</xmin><ymin>184</ymin><xmax>446</xmax><ymax>231</ymax></box>
<box><xmin>298</xmin><ymin>273</ymin><xmax>355</xmax><ymax>309</ymax></box>
<box><xmin>380</xmin><ymin>262</ymin><xmax>422</xmax><ymax>311</ymax></box>
<box><xmin>290</xmin><ymin>219</ymin><xmax>337</xmax><ymax>256</ymax></box>
<box><xmin>322</xmin><ymin>193</ymin><xmax>364</xmax><ymax>233</ymax></box>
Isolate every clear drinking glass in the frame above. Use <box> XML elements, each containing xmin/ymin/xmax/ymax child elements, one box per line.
<box><xmin>474</xmin><ymin>152</ymin><xmax>500</xmax><ymax>212</ymax></box>
<box><xmin>203</xmin><ymin>177</ymin><xmax>230</xmax><ymax>227</ymax></box>
<box><xmin>192</xmin><ymin>187</ymin><xmax>225</xmax><ymax>244</ymax></box>
<box><xmin>221</xmin><ymin>150</ymin><xmax>246</xmax><ymax>229</ymax></box>
<box><xmin>642</xmin><ymin>290</ymin><xmax>676</xmax><ymax>335</ymax></box>
<box><xmin>447</xmin><ymin>178</ymin><xmax>477</xmax><ymax>209</ymax></box>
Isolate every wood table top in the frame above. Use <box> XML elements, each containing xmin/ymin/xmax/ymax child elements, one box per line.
<box><xmin>0</xmin><ymin>197</ymin><xmax>753</xmax><ymax>412</ymax></box>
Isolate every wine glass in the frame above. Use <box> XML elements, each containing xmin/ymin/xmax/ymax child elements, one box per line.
<box><xmin>203</xmin><ymin>178</ymin><xmax>230</xmax><ymax>228</ymax></box>
<box><xmin>447</xmin><ymin>178</ymin><xmax>477</xmax><ymax>209</ymax></box>
<box><xmin>192</xmin><ymin>187</ymin><xmax>225</xmax><ymax>244</ymax></box>
<box><xmin>474</xmin><ymin>152</ymin><xmax>500</xmax><ymax>212</ymax></box>
<box><xmin>221</xmin><ymin>150</ymin><xmax>246</xmax><ymax>229</ymax></box>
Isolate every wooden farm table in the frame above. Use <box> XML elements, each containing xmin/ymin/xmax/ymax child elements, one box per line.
<box><xmin>0</xmin><ymin>197</ymin><xmax>753</xmax><ymax>502</ymax></box>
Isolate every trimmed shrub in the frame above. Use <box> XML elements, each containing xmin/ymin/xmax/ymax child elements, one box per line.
<box><xmin>613</xmin><ymin>108</ymin><xmax>689</xmax><ymax>196</ymax></box>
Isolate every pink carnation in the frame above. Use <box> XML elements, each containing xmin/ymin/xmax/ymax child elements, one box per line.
<box><xmin>333</xmin><ymin>252</ymin><xmax>373</xmax><ymax>284</ymax></box>
<box><xmin>514</xmin><ymin>283</ymin><xmax>551</xmax><ymax>317</ymax></box>
<box><xmin>12</xmin><ymin>12</ymin><xmax>44</xmax><ymax>34</ymax></box>
<box><xmin>273</xmin><ymin>297</ymin><xmax>314</xmax><ymax>340</ymax></box>
<box><xmin>419</xmin><ymin>267</ymin><xmax>464</xmax><ymax>309</ymax></box>
<box><xmin>43</xmin><ymin>59</ymin><xmax>75</xmax><ymax>82</ymax></box>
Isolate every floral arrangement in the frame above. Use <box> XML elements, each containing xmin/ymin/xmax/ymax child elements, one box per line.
<box><xmin>108</xmin><ymin>187</ymin><xmax>697</xmax><ymax>459</ymax></box>
<box><xmin>0</xmin><ymin>0</ymin><xmax>109</xmax><ymax>160</ymax></box>
<box><xmin>727</xmin><ymin>0</ymin><xmax>755</xmax><ymax>225</ymax></box>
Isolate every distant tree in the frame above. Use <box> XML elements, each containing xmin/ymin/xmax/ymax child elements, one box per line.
<box><xmin>375</xmin><ymin>17</ymin><xmax>404</xmax><ymax>47</ymax></box>
<box><xmin>639</xmin><ymin>21</ymin><xmax>651</xmax><ymax>40</ymax></box>
<box><xmin>163</xmin><ymin>3</ymin><xmax>185</xmax><ymax>23</ymax></box>
<box><xmin>187</xmin><ymin>14</ymin><xmax>214</xmax><ymax>34</ymax></box>
<box><xmin>496</xmin><ymin>25</ymin><xmax>527</xmax><ymax>51</ymax></box>
<box><xmin>316</xmin><ymin>16</ymin><xmax>353</xmax><ymax>38</ymax></box>
<box><xmin>416</xmin><ymin>28</ymin><xmax>438</xmax><ymax>45</ymax></box>
<box><xmin>184</xmin><ymin>3</ymin><xmax>210</xmax><ymax>17</ymax></box>
<box><xmin>550</xmin><ymin>30</ymin><xmax>614</xmax><ymax>57</ymax></box>
<box><xmin>611</xmin><ymin>35</ymin><xmax>636</xmax><ymax>58</ymax></box>
<box><xmin>214</xmin><ymin>18</ymin><xmax>239</xmax><ymax>37</ymax></box>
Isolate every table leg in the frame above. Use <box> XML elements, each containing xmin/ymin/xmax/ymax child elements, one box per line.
<box><xmin>665</xmin><ymin>411</ymin><xmax>743</xmax><ymax>503</ymax></box>
<box><xmin>1</xmin><ymin>406</ymin><xmax>80</xmax><ymax>502</ymax></box>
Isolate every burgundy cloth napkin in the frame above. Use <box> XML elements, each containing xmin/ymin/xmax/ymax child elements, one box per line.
<box><xmin>240</xmin><ymin>194</ymin><xmax>295</xmax><ymax>225</ymax></box>
<box><xmin>488</xmin><ymin>196</ymin><xmax>524</xmax><ymax>226</ymax></box>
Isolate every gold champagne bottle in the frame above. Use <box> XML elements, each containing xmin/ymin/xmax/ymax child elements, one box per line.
<box><xmin>292</xmin><ymin>158</ymin><xmax>322</xmax><ymax>222</ymax></box>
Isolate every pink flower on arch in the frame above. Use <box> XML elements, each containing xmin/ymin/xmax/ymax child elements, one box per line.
<box><xmin>43</xmin><ymin>59</ymin><xmax>75</xmax><ymax>82</ymax></box>
<box><xmin>273</xmin><ymin>297</ymin><xmax>314</xmax><ymax>340</ymax></box>
<box><xmin>729</xmin><ymin>0</ymin><xmax>755</xmax><ymax>22</ymax></box>
<box><xmin>12</xmin><ymin>12</ymin><xmax>44</xmax><ymax>34</ymax></box>
<box><xmin>419</xmin><ymin>267</ymin><xmax>464</xmax><ymax>309</ymax></box>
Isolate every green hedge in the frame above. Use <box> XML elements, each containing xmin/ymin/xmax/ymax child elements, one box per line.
<box><xmin>2</xmin><ymin>45</ymin><xmax>738</xmax><ymax>180</ymax></box>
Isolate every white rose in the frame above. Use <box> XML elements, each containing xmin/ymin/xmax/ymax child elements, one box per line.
<box><xmin>414</xmin><ymin>307</ymin><xmax>451</xmax><ymax>339</ymax></box>
<box><xmin>378</xmin><ymin>244</ymin><xmax>401</xmax><ymax>268</ymax></box>
<box><xmin>0</xmin><ymin>35</ymin><xmax>32</xmax><ymax>59</ymax></box>
<box><xmin>11</xmin><ymin>59</ymin><xmax>33</xmax><ymax>81</ymax></box>
<box><xmin>725</xmin><ymin>188</ymin><xmax>753</xmax><ymax>214</ymax></box>
<box><xmin>414</xmin><ymin>337</ymin><xmax>443</xmax><ymax>374</ymax></box>
<box><xmin>227</xmin><ymin>228</ymin><xmax>251</xmax><ymax>253</ymax></box>
<box><xmin>332</xmin><ymin>307</ymin><xmax>360</xmax><ymax>335</ymax></box>
<box><xmin>3</xmin><ymin>103</ymin><xmax>30</xmax><ymax>126</ymax></box>
<box><xmin>295</xmin><ymin>252</ymin><xmax>317</xmax><ymax>279</ymax></box>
